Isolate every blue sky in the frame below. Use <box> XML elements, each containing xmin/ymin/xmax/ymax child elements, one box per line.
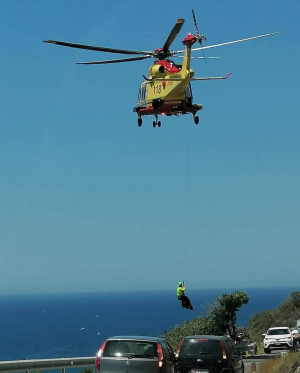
<box><xmin>0</xmin><ymin>0</ymin><xmax>299</xmax><ymax>294</ymax></box>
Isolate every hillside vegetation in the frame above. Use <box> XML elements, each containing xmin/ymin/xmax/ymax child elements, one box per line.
<box><xmin>258</xmin><ymin>352</ymin><xmax>300</xmax><ymax>373</ymax></box>
<box><xmin>164</xmin><ymin>291</ymin><xmax>249</xmax><ymax>350</ymax></box>
<box><xmin>248</xmin><ymin>292</ymin><xmax>300</xmax><ymax>343</ymax></box>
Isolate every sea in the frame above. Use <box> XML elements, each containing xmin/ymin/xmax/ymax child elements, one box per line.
<box><xmin>0</xmin><ymin>288</ymin><xmax>297</xmax><ymax>362</ymax></box>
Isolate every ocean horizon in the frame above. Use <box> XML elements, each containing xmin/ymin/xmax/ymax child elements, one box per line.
<box><xmin>0</xmin><ymin>287</ymin><xmax>298</xmax><ymax>361</ymax></box>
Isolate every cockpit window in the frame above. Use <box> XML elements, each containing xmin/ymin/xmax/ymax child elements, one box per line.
<box><xmin>167</xmin><ymin>59</ymin><xmax>181</xmax><ymax>69</ymax></box>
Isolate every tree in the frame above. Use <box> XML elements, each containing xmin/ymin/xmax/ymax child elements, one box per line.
<box><xmin>290</xmin><ymin>292</ymin><xmax>300</xmax><ymax>308</ymax></box>
<box><xmin>163</xmin><ymin>290</ymin><xmax>249</xmax><ymax>349</ymax></box>
<box><xmin>214</xmin><ymin>291</ymin><xmax>250</xmax><ymax>341</ymax></box>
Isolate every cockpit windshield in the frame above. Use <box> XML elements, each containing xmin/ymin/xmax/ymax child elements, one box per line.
<box><xmin>166</xmin><ymin>59</ymin><xmax>182</xmax><ymax>69</ymax></box>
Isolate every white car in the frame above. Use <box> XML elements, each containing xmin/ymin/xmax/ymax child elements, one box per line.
<box><xmin>263</xmin><ymin>327</ymin><xmax>293</xmax><ymax>353</ymax></box>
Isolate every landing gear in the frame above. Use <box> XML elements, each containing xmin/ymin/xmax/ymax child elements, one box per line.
<box><xmin>137</xmin><ymin>118</ymin><xmax>142</xmax><ymax>127</ymax></box>
<box><xmin>153</xmin><ymin>115</ymin><xmax>161</xmax><ymax>128</ymax></box>
<box><xmin>193</xmin><ymin>115</ymin><xmax>199</xmax><ymax>125</ymax></box>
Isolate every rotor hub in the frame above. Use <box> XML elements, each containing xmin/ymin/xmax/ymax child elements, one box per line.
<box><xmin>182</xmin><ymin>33</ymin><xmax>197</xmax><ymax>46</ymax></box>
<box><xmin>153</xmin><ymin>47</ymin><xmax>174</xmax><ymax>60</ymax></box>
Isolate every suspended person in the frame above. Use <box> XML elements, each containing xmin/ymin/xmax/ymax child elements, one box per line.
<box><xmin>177</xmin><ymin>282</ymin><xmax>194</xmax><ymax>310</ymax></box>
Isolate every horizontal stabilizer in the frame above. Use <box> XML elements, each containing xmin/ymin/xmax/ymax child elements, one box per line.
<box><xmin>191</xmin><ymin>72</ymin><xmax>232</xmax><ymax>81</ymax></box>
<box><xmin>151</xmin><ymin>78</ymin><xmax>185</xmax><ymax>81</ymax></box>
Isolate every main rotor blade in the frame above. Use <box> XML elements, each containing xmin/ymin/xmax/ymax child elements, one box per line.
<box><xmin>192</xmin><ymin>31</ymin><xmax>282</xmax><ymax>51</ymax></box>
<box><xmin>163</xmin><ymin>19</ymin><xmax>185</xmax><ymax>53</ymax></box>
<box><xmin>76</xmin><ymin>55</ymin><xmax>152</xmax><ymax>65</ymax></box>
<box><xmin>174</xmin><ymin>56</ymin><xmax>220</xmax><ymax>59</ymax></box>
<box><xmin>44</xmin><ymin>40</ymin><xmax>152</xmax><ymax>56</ymax></box>
<box><xmin>174</xmin><ymin>31</ymin><xmax>283</xmax><ymax>53</ymax></box>
<box><xmin>192</xmin><ymin>9</ymin><xmax>199</xmax><ymax>34</ymax></box>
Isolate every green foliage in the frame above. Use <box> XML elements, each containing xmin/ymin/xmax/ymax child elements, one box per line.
<box><xmin>215</xmin><ymin>291</ymin><xmax>250</xmax><ymax>340</ymax></box>
<box><xmin>248</xmin><ymin>292</ymin><xmax>300</xmax><ymax>344</ymax></box>
<box><xmin>79</xmin><ymin>368</ymin><xmax>93</xmax><ymax>373</ymax></box>
<box><xmin>164</xmin><ymin>290</ymin><xmax>249</xmax><ymax>350</ymax></box>
<box><xmin>291</xmin><ymin>292</ymin><xmax>300</xmax><ymax>308</ymax></box>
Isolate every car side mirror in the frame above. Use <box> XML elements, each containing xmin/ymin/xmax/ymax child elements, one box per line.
<box><xmin>262</xmin><ymin>333</ymin><xmax>266</xmax><ymax>337</ymax></box>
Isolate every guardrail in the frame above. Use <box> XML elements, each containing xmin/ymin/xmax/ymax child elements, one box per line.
<box><xmin>243</xmin><ymin>353</ymin><xmax>280</xmax><ymax>360</ymax></box>
<box><xmin>0</xmin><ymin>357</ymin><xmax>95</xmax><ymax>373</ymax></box>
<box><xmin>0</xmin><ymin>353</ymin><xmax>283</xmax><ymax>373</ymax></box>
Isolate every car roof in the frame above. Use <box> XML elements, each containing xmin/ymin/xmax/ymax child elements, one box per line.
<box><xmin>268</xmin><ymin>327</ymin><xmax>289</xmax><ymax>330</ymax></box>
<box><xmin>183</xmin><ymin>335</ymin><xmax>229</xmax><ymax>341</ymax></box>
<box><xmin>107</xmin><ymin>336</ymin><xmax>161</xmax><ymax>342</ymax></box>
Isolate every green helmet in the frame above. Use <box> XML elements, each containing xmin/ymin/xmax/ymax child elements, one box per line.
<box><xmin>178</xmin><ymin>282</ymin><xmax>183</xmax><ymax>286</ymax></box>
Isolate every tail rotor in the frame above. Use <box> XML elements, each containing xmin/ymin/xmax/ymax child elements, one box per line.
<box><xmin>192</xmin><ymin>9</ymin><xmax>208</xmax><ymax>65</ymax></box>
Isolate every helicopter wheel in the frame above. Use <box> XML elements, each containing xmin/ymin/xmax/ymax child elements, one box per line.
<box><xmin>153</xmin><ymin>121</ymin><xmax>156</xmax><ymax>128</ymax></box>
<box><xmin>157</xmin><ymin>121</ymin><xmax>161</xmax><ymax>128</ymax></box>
<box><xmin>137</xmin><ymin>118</ymin><xmax>142</xmax><ymax>127</ymax></box>
<box><xmin>194</xmin><ymin>115</ymin><xmax>199</xmax><ymax>125</ymax></box>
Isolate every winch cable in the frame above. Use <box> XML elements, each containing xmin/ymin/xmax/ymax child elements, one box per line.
<box><xmin>182</xmin><ymin>117</ymin><xmax>192</xmax><ymax>282</ymax></box>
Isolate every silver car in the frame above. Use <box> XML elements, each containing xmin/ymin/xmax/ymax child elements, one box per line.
<box><xmin>94</xmin><ymin>335</ymin><xmax>179</xmax><ymax>373</ymax></box>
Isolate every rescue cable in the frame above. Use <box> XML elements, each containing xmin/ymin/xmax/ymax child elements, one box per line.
<box><xmin>182</xmin><ymin>117</ymin><xmax>192</xmax><ymax>282</ymax></box>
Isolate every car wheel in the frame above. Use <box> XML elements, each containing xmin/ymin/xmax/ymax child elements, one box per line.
<box><xmin>264</xmin><ymin>348</ymin><xmax>270</xmax><ymax>354</ymax></box>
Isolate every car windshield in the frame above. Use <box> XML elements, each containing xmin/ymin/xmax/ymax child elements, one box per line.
<box><xmin>102</xmin><ymin>340</ymin><xmax>158</xmax><ymax>358</ymax></box>
<box><xmin>180</xmin><ymin>339</ymin><xmax>221</xmax><ymax>355</ymax></box>
<box><xmin>267</xmin><ymin>329</ymin><xmax>289</xmax><ymax>335</ymax></box>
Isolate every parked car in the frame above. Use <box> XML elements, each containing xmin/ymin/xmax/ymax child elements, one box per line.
<box><xmin>235</xmin><ymin>332</ymin><xmax>257</xmax><ymax>355</ymax></box>
<box><xmin>176</xmin><ymin>335</ymin><xmax>244</xmax><ymax>373</ymax></box>
<box><xmin>94</xmin><ymin>335</ymin><xmax>180</xmax><ymax>373</ymax></box>
<box><xmin>263</xmin><ymin>327</ymin><xmax>293</xmax><ymax>353</ymax></box>
<box><xmin>236</xmin><ymin>341</ymin><xmax>257</xmax><ymax>356</ymax></box>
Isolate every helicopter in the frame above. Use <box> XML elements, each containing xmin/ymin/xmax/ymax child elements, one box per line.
<box><xmin>44</xmin><ymin>10</ymin><xmax>281</xmax><ymax>128</ymax></box>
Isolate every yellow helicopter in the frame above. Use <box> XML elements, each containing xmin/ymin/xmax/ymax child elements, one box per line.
<box><xmin>44</xmin><ymin>10</ymin><xmax>280</xmax><ymax>128</ymax></box>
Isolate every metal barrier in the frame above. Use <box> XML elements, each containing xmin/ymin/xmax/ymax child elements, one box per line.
<box><xmin>0</xmin><ymin>353</ymin><xmax>283</xmax><ymax>373</ymax></box>
<box><xmin>0</xmin><ymin>357</ymin><xmax>95</xmax><ymax>373</ymax></box>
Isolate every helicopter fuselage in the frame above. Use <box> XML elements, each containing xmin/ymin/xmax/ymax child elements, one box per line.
<box><xmin>134</xmin><ymin>34</ymin><xmax>202</xmax><ymax>121</ymax></box>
